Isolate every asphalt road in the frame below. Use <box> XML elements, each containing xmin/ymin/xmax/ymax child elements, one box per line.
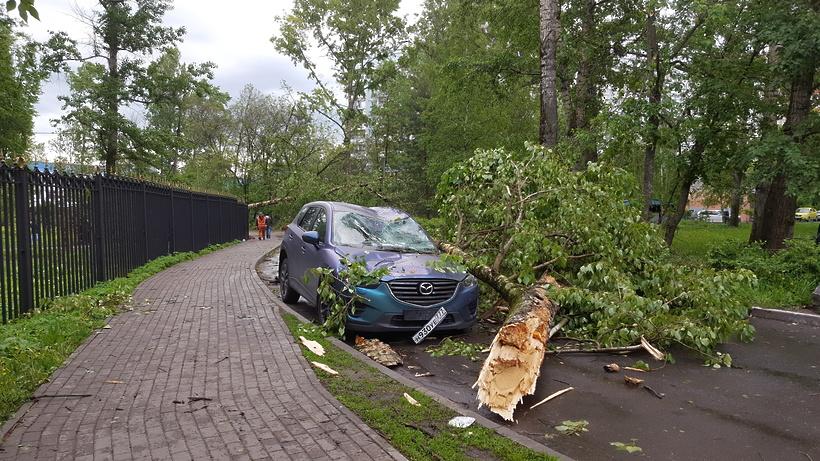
<box><xmin>257</xmin><ymin>251</ymin><xmax>820</xmax><ymax>461</ymax></box>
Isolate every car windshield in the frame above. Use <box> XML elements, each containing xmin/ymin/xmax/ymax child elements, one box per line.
<box><xmin>797</xmin><ymin>208</ymin><xmax>811</xmax><ymax>213</ymax></box>
<box><xmin>332</xmin><ymin>211</ymin><xmax>437</xmax><ymax>254</ymax></box>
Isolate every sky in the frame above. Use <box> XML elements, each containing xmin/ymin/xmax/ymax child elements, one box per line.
<box><xmin>24</xmin><ymin>0</ymin><xmax>423</xmax><ymax>158</ymax></box>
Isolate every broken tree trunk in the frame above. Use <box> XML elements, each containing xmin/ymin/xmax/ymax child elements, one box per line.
<box><xmin>437</xmin><ymin>242</ymin><xmax>561</xmax><ymax>421</ymax></box>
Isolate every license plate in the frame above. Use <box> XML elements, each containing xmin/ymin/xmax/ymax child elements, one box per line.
<box><xmin>412</xmin><ymin>307</ymin><xmax>448</xmax><ymax>344</ymax></box>
<box><xmin>404</xmin><ymin>309</ymin><xmax>436</xmax><ymax>321</ymax></box>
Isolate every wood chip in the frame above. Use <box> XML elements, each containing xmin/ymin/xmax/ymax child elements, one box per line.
<box><xmin>299</xmin><ymin>336</ymin><xmax>325</xmax><ymax>356</ymax></box>
<box><xmin>403</xmin><ymin>392</ymin><xmax>421</xmax><ymax>407</ymax></box>
<box><xmin>529</xmin><ymin>387</ymin><xmax>574</xmax><ymax>410</ymax></box>
<box><xmin>640</xmin><ymin>336</ymin><xmax>665</xmax><ymax>361</ymax></box>
<box><xmin>103</xmin><ymin>380</ymin><xmax>124</xmax><ymax>384</ymax></box>
<box><xmin>624</xmin><ymin>376</ymin><xmax>644</xmax><ymax>386</ymax></box>
<box><xmin>354</xmin><ymin>336</ymin><xmax>402</xmax><ymax>367</ymax></box>
<box><xmin>623</xmin><ymin>366</ymin><xmax>647</xmax><ymax>373</ymax></box>
<box><xmin>604</xmin><ymin>363</ymin><xmax>620</xmax><ymax>373</ymax></box>
<box><xmin>311</xmin><ymin>362</ymin><xmax>338</xmax><ymax>375</ymax></box>
<box><xmin>102</xmin><ymin>325</ymin><xmax>111</xmax><ymax>329</ymax></box>
<box><xmin>414</xmin><ymin>372</ymin><xmax>433</xmax><ymax>378</ymax></box>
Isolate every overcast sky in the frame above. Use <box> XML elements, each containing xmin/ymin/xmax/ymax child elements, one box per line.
<box><xmin>24</xmin><ymin>0</ymin><xmax>422</xmax><ymax>157</ymax></box>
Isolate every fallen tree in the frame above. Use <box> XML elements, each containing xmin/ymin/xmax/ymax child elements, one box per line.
<box><xmin>430</xmin><ymin>144</ymin><xmax>757</xmax><ymax>419</ymax></box>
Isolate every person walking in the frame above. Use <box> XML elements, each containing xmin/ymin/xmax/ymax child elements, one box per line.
<box><xmin>264</xmin><ymin>215</ymin><xmax>273</xmax><ymax>240</ymax></box>
<box><xmin>256</xmin><ymin>212</ymin><xmax>266</xmax><ymax>240</ymax></box>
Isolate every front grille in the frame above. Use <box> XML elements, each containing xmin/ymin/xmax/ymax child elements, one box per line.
<box><xmin>387</xmin><ymin>279</ymin><xmax>458</xmax><ymax>306</ymax></box>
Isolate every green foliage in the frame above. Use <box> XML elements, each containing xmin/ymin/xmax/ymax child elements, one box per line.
<box><xmin>555</xmin><ymin>420</ymin><xmax>589</xmax><ymax>436</ymax></box>
<box><xmin>282</xmin><ymin>313</ymin><xmax>556</xmax><ymax>461</ymax></box>
<box><xmin>707</xmin><ymin>238</ymin><xmax>820</xmax><ymax>307</ymax></box>
<box><xmin>426</xmin><ymin>338</ymin><xmax>485</xmax><ymax>361</ymax></box>
<box><xmin>311</xmin><ymin>257</ymin><xmax>389</xmax><ymax>337</ymax></box>
<box><xmin>0</xmin><ymin>241</ymin><xmax>236</xmax><ymax>423</ymax></box>
<box><xmin>5</xmin><ymin>0</ymin><xmax>37</xmax><ymax>22</ymax></box>
<box><xmin>631</xmin><ymin>360</ymin><xmax>650</xmax><ymax>371</ymax></box>
<box><xmin>437</xmin><ymin>144</ymin><xmax>756</xmax><ymax>362</ymax></box>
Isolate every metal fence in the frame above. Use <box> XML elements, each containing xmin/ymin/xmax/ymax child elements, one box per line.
<box><xmin>0</xmin><ymin>163</ymin><xmax>248</xmax><ymax>322</ymax></box>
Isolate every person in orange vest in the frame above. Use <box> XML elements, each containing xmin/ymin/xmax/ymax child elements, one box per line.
<box><xmin>256</xmin><ymin>212</ymin><xmax>266</xmax><ymax>240</ymax></box>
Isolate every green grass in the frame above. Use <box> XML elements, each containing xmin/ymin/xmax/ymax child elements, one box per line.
<box><xmin>0</xmin><ymin>241</ymin><xmax>238</xmax><ymax>423</ymax></box>
<box><xmin>671</xmin><ymin>221</ymin><xmax>817</xmax><ymax>263</ymax></box>
<box><xmin>672</xmin><ymin>221</ymin><xmax>819</xmax><ymax>308</ymax></box>
<box><xmin>281</xmin><ymin>313</ymin><xmax>557</xmax><ymax>461</ymax></box>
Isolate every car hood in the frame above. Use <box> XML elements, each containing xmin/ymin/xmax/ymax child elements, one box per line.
<box><xmin>335</xmin><ymin>246</ymin><xmax>465</xmax><ymax>281</ymax></box>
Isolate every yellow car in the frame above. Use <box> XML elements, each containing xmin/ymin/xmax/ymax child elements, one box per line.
<box><xmin>795</xmin><ymin>207</ymin><xmax>818</xmax><ymax>221</ymax></box>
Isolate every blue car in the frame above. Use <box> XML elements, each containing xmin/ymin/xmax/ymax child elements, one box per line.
<box><xmin>278</xmin><ymin>201</ymin><xmax>478</xmax><ymax>333</ymax></box>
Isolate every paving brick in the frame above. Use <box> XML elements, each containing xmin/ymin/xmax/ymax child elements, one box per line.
<box><xmin>0</xmin><ymin>239</ymin><xmax>402</xmax><ymax>460</ymax></box>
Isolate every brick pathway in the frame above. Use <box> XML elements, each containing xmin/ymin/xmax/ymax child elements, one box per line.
<box><xmin>0</xmin><ymin>239</ymin><xmax>405</xmax><ymax>461</ymax></box>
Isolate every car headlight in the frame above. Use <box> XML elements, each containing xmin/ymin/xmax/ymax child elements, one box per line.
<box><xmin>460</xmin><ymin>274</ymin><xmax>477</xmax><ymax>287</ymax></box>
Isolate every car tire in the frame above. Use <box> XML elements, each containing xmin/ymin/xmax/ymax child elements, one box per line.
<box><xmin>279</xmin><ymin>256</ymin><xmax>300</xmax><ymax>304</ymax></box>
<box><xmin>315</xmin><ymin>291</ymin><xmax>331</xmax><ymax>325</ymax></box>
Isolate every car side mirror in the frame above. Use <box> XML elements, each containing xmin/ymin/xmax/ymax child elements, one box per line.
<box><xmin>302</xmin><ymin>230</ymin><xmax>320</xmax><ymax>246</ymax></box>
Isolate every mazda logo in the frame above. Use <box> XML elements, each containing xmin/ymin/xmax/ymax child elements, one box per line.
<box><xmin>418</xmin><ymin>282</ymin><xmax>434</xmax><ymax>296</ymax></box>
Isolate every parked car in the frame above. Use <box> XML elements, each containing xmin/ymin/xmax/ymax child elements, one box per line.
<box><xmin>278</xmin><ymin>201</ymin><xmax>478</xmax><ymax>333</ymax></box>
<box><xmin>795</xmin><ymin>207</ymin><xmax>818</xmax><ymax>222</ymax></box>
<box><xmin>698</xmin><ymin>209</ymin><xmax>724</xmax><ymax>223</ymax></box>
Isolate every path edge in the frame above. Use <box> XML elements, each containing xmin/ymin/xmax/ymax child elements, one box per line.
<box><xmin>259</xmin><ymin>248</ymin><xmax>573</xmax><ymax>461</ymax></box>
<box><xmin>750</xmin><ymin>307</ymin><xmax>820</xmax><ymax>327</ymax></box>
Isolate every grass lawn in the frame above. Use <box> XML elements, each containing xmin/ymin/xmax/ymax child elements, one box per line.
<box><xmin>671</xmin><ymin>221</ymin><xmax>817</xmax><ymax>262</ymax></box>
<box><xmin>281</xmin><ymin>313</ymin><xmax>557</xmax><ymax>461</ymax></box>
<box><xmin>672</xmin><ymin>221</ymin><xmax>819</xmax><ymax>308</ymax></box>
<box><xmin>0</xmin><ymin>241</ymin><xmax>237</xmax><ymax>424</ymax></box>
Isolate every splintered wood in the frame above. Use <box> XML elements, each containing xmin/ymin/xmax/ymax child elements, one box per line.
<box><xmin>474</xmin><ymin>277</ymin><xmax>559</xmax><ymax>421</ymax></box>
<box><xmin>355</xmin><ymin>336</ymin><xmax>403</xmax><ymax>367</ymax></box>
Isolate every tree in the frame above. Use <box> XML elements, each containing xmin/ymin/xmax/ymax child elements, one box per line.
<box><xmin>273</xmin><ymin>0</ymin><xmax>404</xmax><ymax>167</ymax></box>
<box><xmin>538</xmin><ymin>0</ymin><xmax>560</xmax><ymax>147</ymax></box>
<box><xmin>748</xmin><ymin>0</ymin><xmax>819</xmax><ymax>250</ymax></box>
<box><xmin>58</xmin><ymin>0</ymin><xmax>185</xmax><ymax>174</ymax></box>
<box><xmin>0</xmin><ymin>15</ymin><xmax>70</xmax><ymax>157</ymax></box>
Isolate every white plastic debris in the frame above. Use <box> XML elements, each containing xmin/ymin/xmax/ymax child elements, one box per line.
<box><xmin>448</xmin><ymin>416</ymin><xmax>475</xmax><ymax>428</ymax></box>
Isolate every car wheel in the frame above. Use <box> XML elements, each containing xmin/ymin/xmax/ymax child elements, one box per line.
<box><xmin>279</xmin><ymin>256</ymin><xmax>300</xmax><ymax>304</ymax></box>
<box><xmin>315</xmin><ymin>291</ymin><xmax>331</xmax><ymax>325</ymax></box>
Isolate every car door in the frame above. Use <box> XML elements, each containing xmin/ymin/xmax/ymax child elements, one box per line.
<box><xmin>288</xmin><ymin>206</ymin><xmax>320</xmax><ymax>296</ymax></box>
<box><xmin>301</xmin><ymin>207</ymin><xmax>328</xmax><ymax>304</ymax></box>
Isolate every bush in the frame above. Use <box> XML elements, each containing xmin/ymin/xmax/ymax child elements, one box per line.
<box><xmin>707</xmin><ymin>239</ymin><xmax>820</xmax><ymax>307</ymax></box>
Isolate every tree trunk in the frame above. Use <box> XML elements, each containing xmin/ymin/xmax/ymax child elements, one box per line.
<box><xmin>437</xmin><ymin>242</ymin><xmax>560</xmax><ymax>421</ymax></box>
<box><xmin>572</xmin><ymin>0</ymin><xmax>600</xmax><ymax>170</ymax></box>
<box><xmin>663</xmin><ymin>163</ymin><xmax>698</xmax><ymax>246</ymax></box>
<box><xmin>104</xmin><ymin>47</ymin><xmax>119</xmax><ymax>174</ymax></box>
<box><xmin>539</xmin><ymin>0</ymin><xmax>560</xmax><ymax>147</ymax></box>
<box><xmin>751</xmin><ymin>54</ymin><xmax>814</xmax><ymax>250</ymax></box>
<box><xmin>642</xmin><ymin>9</ymin><xmax>661</xmax><ymax>221</ymax></box>
<box><xmin>749</xmin><ymin>182</ymin><xmax>769</xmax><ymax>242</ymax></box>
<box><xmin>729</xmin><ymin>170</ymin><xmax>743</xmax><ymax>227</ymax></box>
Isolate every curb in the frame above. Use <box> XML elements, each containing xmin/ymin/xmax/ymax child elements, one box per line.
<box><xmin>750</xmin><ymin>307</ymin><xmax>820</xmax><ymax>327</ymax></box>
<box><xmin>259</xmin><ymin>249</ymin><xmax>572</xmax><ymax>461</ymax></box>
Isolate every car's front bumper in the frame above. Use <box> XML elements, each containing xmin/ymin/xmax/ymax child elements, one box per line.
<box><xmin>345</xmin><ymin>282</ymin><xmax>478</xmax><ymax>333</ymax></box>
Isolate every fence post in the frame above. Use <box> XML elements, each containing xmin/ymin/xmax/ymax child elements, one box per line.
<box><xmin>189</xmin><ymin>191</ymin><xmax>195</xmax><ymax>251</ymax></box>
<box><xmin>168</xmin><ymin>189</ymin><xmax>175</xmax><ymax>254</ymax></box>
<box><xmin>92</xmin><ymin>174</ymin><xmax>105</xmax><ymax>282</ymax></box>
<box><xmin>142</xmin><ymin>182</ymin><xmax>149</xmax><ymax>263</ymax></box>
<box><xmin>13</xmin><ymin>168</ymin><xmax>34</xmax><ymax>313</ymax></box>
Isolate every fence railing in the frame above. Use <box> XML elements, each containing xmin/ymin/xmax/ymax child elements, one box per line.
<box><xmin>0</xmin><ymin>163</ymin><xmax>248</xmax><ymax>322</ymax></box>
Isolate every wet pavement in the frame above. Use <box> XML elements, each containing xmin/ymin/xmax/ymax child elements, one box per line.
<box><xmin>257</xmin><ymin>250</ymin><xmax>820</xmax><ymax>461</ymax></box>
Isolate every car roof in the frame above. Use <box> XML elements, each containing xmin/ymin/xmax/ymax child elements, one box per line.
<box><xmin>305</xmin><ymin>201</ymin><xmax>411</xmax><ymax>220</ymax></box>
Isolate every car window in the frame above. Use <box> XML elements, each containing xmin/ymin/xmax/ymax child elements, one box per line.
<box><xmin>298</xmin><ymin>207</ymin><xmax>319</xmax><ymax>230</ymax></box>
<box><xmin>331</xmin><ymin>211</ymin><xmax>436</xmax><ymax>253</ymax></box>
<box><xmin>314</xmin><ymin>209</ymin><xmax>327</xmax><ymax>241</ymax></box>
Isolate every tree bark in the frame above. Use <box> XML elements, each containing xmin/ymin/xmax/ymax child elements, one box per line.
<box><xmin>539</xmin><ymin>0</ymin><xmax>560</xmax><ymax>147</ymax></box>
<box><xmin>663</xmin><ymin>161</ymin><xmax>698</xmax><ymax>246</ymax></box>
<box><xmin>642</xmin><ymin>9</ymin><xmax>661</xmax><ymax>221</ymax></box>
<box><xmin>437</xmin><ymin>242</ymin><xmax>560</xmax><ymax>421</ymax></box>
<box><xmin>751</xmin><ymin>53</ymin><xmax>814</xmax><ymax>250</ymax></box>
<box><xmin>572</xmin><ymin>0</ymin><xmax>600</xmax><ymax>170</ymax></box>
